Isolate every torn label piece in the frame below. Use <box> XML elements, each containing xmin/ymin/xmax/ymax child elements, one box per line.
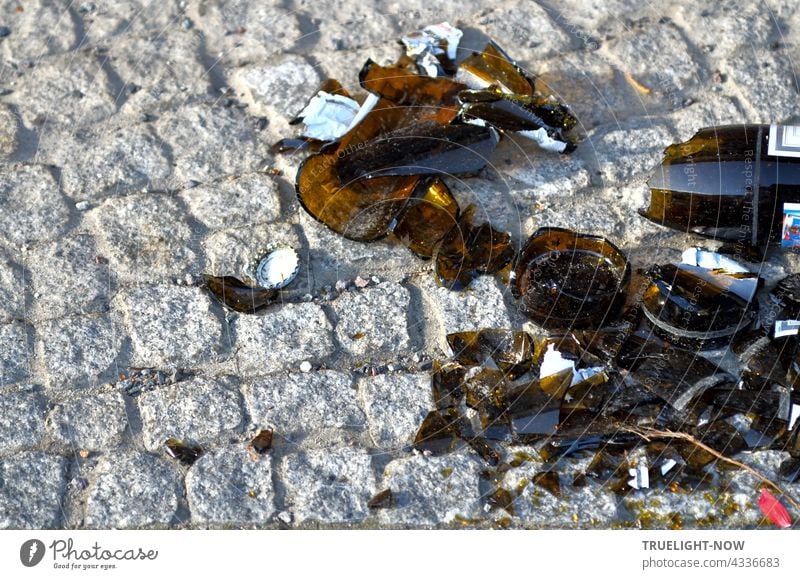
<box><xmin>294</xmin><ymin>91</ymin><xmax>361</xmax><ymax>141</ymax></box>
<box><xmin>681</xmin><ymin>247</ymin><xmax>749</xmax><ymax>273</ymax></box>
<box><xmin>401</xmin><ymin>22</ymin><xmax>463</xmax><ymax>76</ymax></box>
<box><xmin>659</xmin><ymin>458</ymin><xmax>677</xmax><ymax>476</ymax></box>
<box><xmin>540</xmin><ymin>343</ymin><xmax>575</xmax><ymax>379</ymax></box>
<box><xmin>517</xmin><ymin>128</ymin><xmax>569</xmax><ymax>153</ymax></box>
<box><xmin>775</xmin><ymin>320</ymin><xmax>800</xmax><ymax>338</ymax></box>
<box><xmin>627</xmin><ymin>463</ymin><xmax>649</xmax><ymax>489</ymax></box>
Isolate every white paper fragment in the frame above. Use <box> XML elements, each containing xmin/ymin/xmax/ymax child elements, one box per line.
<box><xmin>680</xmin><ymin>248</ymin><xmax>750</xmax><ymax>273</ymax></box>
<box><xmin>789</xmin><ymin>403</ymin><xmax>800</xmax><ymax>431</ymax></box>
<box><xmin>627</xmin><ymin>463</ymin><xmax>650</xmax><ymax>490</ymax></box>
<box><xmin>677</xmin><ymin>263</ymin><xmax>758</xmax><ymax>302</ymax></box>
<box><xmin>295</xmin><ymin>91</ymin><xmax>360</xmax><ymax>141</ymax></box>
<box><xmin>462</xmin><ymin>117</ymin><xmax>487</xmax><ymax>127</ymax></box>
<box><xmin>775</xmin><ymin>320</ymin><xmax>800</xmax><ymax>338</ymax></box>
<box><xmin>517</xmin><ymin>128</ymin><xmax>569</xmax><ymax>153</ymax></box>
<box><xmin>343</xmin><ymin>92</ymin><xmax>379</xmax><ymax>135</ymax></box>
<box><xmin>659</xmin><ymin>459</ymin><xmax>677</xmax><ymax>476</ymax></box>
<box><xmin>540</xmin><ymin>343</ymin><xmax>575</xmax><ymax>380</ymax></box>
<box><xmin>401</xmin><ymin>22</ymin><xmax>462</xmax><ymax>78</ymax></box>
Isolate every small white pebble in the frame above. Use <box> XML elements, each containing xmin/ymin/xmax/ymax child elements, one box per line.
<box><xmin>354</xmin><ymin>276</ymin><xmax>369</xmax><ymax>288</ymax></box>
<box><xmin>75</xmin><ymin>201</ymin><xmax>89</xmax><ymax>211</ymax></box>
<box><xmin>299</xmin><ymin>361</ymin><xmax>312</xmax><ymax>373</ymax></box>
<box><xmin>371</xmin><ymin>276</ymin><xmax>380</xmax><ymax>284</ymax></box>
<box><xmin>277</xmin><ymin>511</ymin><xmax>293</xmax><ymax>524</ymax></box>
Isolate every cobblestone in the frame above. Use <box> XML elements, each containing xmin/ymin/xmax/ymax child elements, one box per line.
<box><xmin>359</xmin><ymin>373</ymin><xmax>432</xmax><ymax>450</ymax></box>
<box><xmin>244</xmin><ymin>370</ymin><xmax>365</xmax><ymax>436</ymax></box>
<box><xmin>139</xmin><ymin>376</ymin><xmax>243</xmax><ymax>451</ymax></box>
<box><xmin>46</xmin><ymin>390</ymin><xmax>128</xmax><ymax>451</ymax></box>
<box><xmin>85</xmin><ymin>451</ymin><xmax>182</xmax><ymax>528</ymax></box>
<box><xmin>118</xmin><ymin>285</ymin><xmax>226</xmax><ymax>368</ymax></box>
<box><xmin>0</xmin><ymin>452</ymin><xmax>66</xmax><ymax>529</ymax></box>
<box><xmin>0</xmin><ymin>385</ymin><xmax>46</xmax><ymax>454</ymax></box>
<box><xmin>281</xmin><ymin>447</ymin><xmax>375</xmax><ymax>524</ymax></box>
<box><xmin>186</xmin><ymin>445</ymin><xmax>276</xmax><ymax>525</ymax></box>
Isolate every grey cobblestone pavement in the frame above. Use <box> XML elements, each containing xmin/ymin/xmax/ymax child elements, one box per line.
<box><xmin>1</xmin><ymin>0</ymin><xmax>800</xmax><ymax>529</ymax></box>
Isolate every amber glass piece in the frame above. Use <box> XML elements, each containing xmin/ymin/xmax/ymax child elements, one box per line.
<box><xmin>488</xmin><ymin>487</ymin><xmax>515</xmax><ymax>515</ymax></box>
<box><xmin>641</xmin><ymin>125</ymin><xmax>800</xmax><ymax>249</ymax></box>
<box><xmin>456</xmin><ymin>42</ymin><xmax>536</xmax><ymax>95</ymax></box>
<box><xmin>513</xmin><ymin>228</ymin><xmax>630</xmax><ymax>329</ymax></box>
<box><xmin>465</xmin><ymin>437</ymin><xmax>501</xmax><ymax>465</ymax></box>
<box><xmin>359</xmin><ymin>59</ymin><xmax>466</xmax><ymax>107</ymax></box>
<box><xmin>431</xmin><ymin>360</ymin><xmax>466</xmax><ymax>410</ymax></box>
<box><xmin>531</xmin><ymin>471</ymin><xmax>561</xmax><ymax>498</ymax></box>
<box><xmin>462</xmin><ymin>369</ymin><xmax>512</xmax><ymax>440</ymax></box>
<box><xmin>203</xmin><ymin>275</ymin><xmax>276</xmax><ymax>313</ymax></box>
<box><xmin>296</xmin><ymin>98</ymin><xmax>422</xmax><ymax>241</ymax></box>
<box><xmin>414</xmin><ymin>408</ymin><xmax>464</xmax><ymax>454</ymax></box>
<box><xmin>627</xmin><ymin>346</ymin><xmax>735</xmax><ymax>413</ymax></box>
<box><xmin>368</xmin><ymin>489</ymin><xmax>395</xmax><ymax>509</ymax></box>
<box><xmin>434</xmin><ymin>205</ymin><xmax>514</xmax><ymax>289</ymax></box>
<box><xmin>779</xmin><ymin>457</ymin><xmax>800</xmax><ymax>482</ymax></box>
<box><xmin>249</xmin><ymin>429</ymin><xmax>273</xmax><ymax>454</ymax></box>
<box><xmin>693</xmin><ymin>420</ymin><xmax>747</xmax><ymax>461</ymax></box>
<box><xmin>506</xmin><ymin>373</ymin><xmax>570</xmax><ymax>437</ymax></box>
<box><xmin>641</xmin><ymin>264</ymin><xmax>758</xmax><ymax>346</ymax></box>
<box><xmin>392</xmin><ymin>178</ymin><xmax>459</xmax><ymax>258</ymax></box>
<box><xmin>164</xmin><ymin>438</ymin><xmax>203</xmax><ymax>466</ymax></box>
<box><xmin>270</xmin><ymin>137</ymin><xmax>326</xmax><ymax>154</ymax></box>
<box><xmin>334</xmin><ymin>121</ymin><xmax>499</xmax><ymax>183</ymax></box>
<box><xmin>446</xmin><ymin>329</ymin><xmax>533</xmax><ymax>379</ymax></box>
<box><xmin>458</xmin><ymin>87</ymin><xmax>577</xmax><ymax>148</ymax></box>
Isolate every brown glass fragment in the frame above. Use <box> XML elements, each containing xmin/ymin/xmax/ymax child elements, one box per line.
<box><xmin>462</xmin><ymin>369</ymin><xmax>512</xmax><ymax>440</ymax></box>
<box><xmin>465</xmin><ymin>437</ymin><xmax>501</xmax><ymax>466</ymax></box>
<box><xmin>430</xmin><ymin>360</ymin><xmax>466</xmax><ymax>410</ymax></box>
<box><xmin>249</xmin><ymin>429</ymin><xmax>273</xmax><ymax>455</ymax></box>
<box><xmin>334</xmin><ymin>121</ymin><xmax>499</xmax><ymax>183</ymax></box>
<box><xmin>506</xmin><ymin>372</ymin><xmax>570</xmax><ymax>437</ymax></box>
<box><xmin>456</xmin><ymin>42</ymin><xmax>536</xmax><ymax>96</ymax></box>
<box><xmin>779</xmin><ymin>457</ymin><xmax>800</xmax><ymax>483</ymax></box>
<box><xmin>642</xmin><ymin>263</ymin><xmax>758</xmax><ymax>347</ymax></box>
<box><xmin>487</xmin><ymin>487</ymin><xmax>515</xmax><ymax>515</ymax></box>
<box><xmin>446</xmin><ymin>329</ymin><xmax>533</xmax><ymax>379</ymax></box>
<box><xmin>434</xmin><ymin>205</ymin><xmax>514</xmax><ymax>289</ymax></box>
<box><xmin>164</xmin><ymin>438</ymin><xmax>203</xmax><ymax>466</ymax></box>
<box><xmin>270</xmin><ymin>137</ymin><xmax>325</xmax><ymax>154</ymax></box>
<box><xmin>392</xmin><ymin>178</ymin><xmax>459</xmax><ymax>258</ymax></box>
<box><xmin>414</xmin><ymin>408</ymin><xmax>464</xmax><ymax>454</ymax></box>
<box><xmin>203</xmin><ymin>275</ymin><xmax>276</xmax><ymax>313</ymax></box>
<box><xmin>368</xmin><ymin>489</ymin><xmax>395</xmax><ymax>509</ymax></box>
<box><xmin>531</xmin><ymin>471</ymin><xmax>561</xmax><ymax>498</ymax></box>
<box><xmin>359</xmin><ymin>59</ymin><xmax>466</xmax><ymax>107</ymax></box>
<box><xmin>513</xmin><ymin>228</ymin><xmax>630</xmax><ymax>329</ymax></box>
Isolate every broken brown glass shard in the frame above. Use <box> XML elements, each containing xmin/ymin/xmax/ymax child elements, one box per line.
<box><xmin>462</xmin><ymin>369</ymin><xmax>512</xmax><ymax>440</ymax></box>
<box><xmin>433</xmin><ymin>205</ymin><xmax>514</xmax><ymax>289</ymax></box>
<box><xmin>414</xmin><ymin>408</ymin><xmax>464</xmax><ymax>454</ymax></box>
<box><xmin>333</xmin><ymin>121</ymin><xmax>500</xmax><ymax>183</ymax></box>
<box><xmin>455</xmin><ymin>41</ymin><xmax>536</xmax><ymax>95</ymax></box>
<box><xmin>641</xmin><ymin>263</ymin><xmax>758</xmax><ymax>347</ymax></box>
<box><xmin>391</xmin><ymin>178</ymin><xmax>459</xmax><ymax>258</ymax></box>
<box><xmin>487</xmin><ymin>487</ymin><xmax>515</xmax><ymax>515</ymax></box>
<box><xmin>513</xmin><ymin>228</ymin><xmax>630</xmax><ymax>329</ymax></box>
<box><xmin>431</xmin><ymin>360</ymin><xmax>466</xmax><ymax>410</ymax></box>
<box><xmin>164</xmin><ymin>438</ymin><xmax>203</xmax><ymax>466</ymax></box>
<box><xmin>458</xmin><ymin>87</ymin><xmax>577</xmax><ymax>153</ymax></box>
<box><xmin>248</xmin><ymin>429</ymin><xmax>273</xmax><ymax>455</ymax></box>
<box><xmin>203</xmin><ymin>275</ymin><xmax>276</xmax><ymax>313</ymax></box>
<box><xmin>359</xmin><ymin>59</ymin><xmax>466</xmax><ymax>107</ymax></box>
<box><xmin>531</xmin><ymin>471</ymin><xmax>561</xmax><ymax>498</ymax></box>
<box><xmin>368</xmin><ymin>489</ymin><xmax>395</xmax><ymax>509</ymax></box>
<box><xmin>296</xmin><ymin>98</ymin><xmax>422</xmax><ymax>241</ymax></box>
<box><xmin>446</xmin><ymin>329</ymin><xmax>533</xmax><ymax>379</ymax></box>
